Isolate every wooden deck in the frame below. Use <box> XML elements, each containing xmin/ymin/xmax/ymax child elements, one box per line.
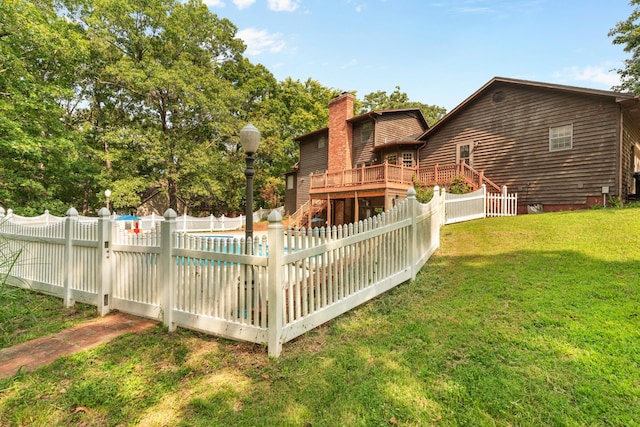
<box><xmin>309</xmin><ymin>162</ymin><xmax>502</xmax><ymax>195</ymax></box>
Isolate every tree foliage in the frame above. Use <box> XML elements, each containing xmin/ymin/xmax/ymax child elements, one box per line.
<box><xmin>0</xmin><ymin>0</ymin><xmax>446</xmax><ymax>216</ymax></box>
<box><xmin>609</xmin><ymin>1</ymin><xmax>640</xmax><ymax>93</ymax></box>
<box><xmin>359</xmin><ymin>86</ymin><xmax>447</xmax><ymax>125</ymax></box>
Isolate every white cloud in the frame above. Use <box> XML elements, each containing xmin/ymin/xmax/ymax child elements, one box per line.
<box><xmin>340</xmin><ymin>58</ymin><xmax>358</xmax><ymax>69</ymax></box>
<box><xmin>268</xmin><ymin>0</ymin><xmax>300</xmax><ymax>12</ymax></box>
<box><xmin>556</xmin><ymin>65</ymin><xmax>621</xmax><ymax>88</ymax></box>
<box><xmin>233</xmin><ymin>0</ymin><xmax>255</xmax><ymax>9</ymax></box>
<box><xmin>202</xmin><ymin>0</ymin><xmax>225</xmax><ymax>6</ymax></box>
<box><xmin>237</xmin><ymin>28</ymin><xmax>287</xmax><ymax>55</ymax></box>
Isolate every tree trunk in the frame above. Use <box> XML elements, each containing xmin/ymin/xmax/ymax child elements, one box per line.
<box><xmin>168</xmin><ymin>177</ymin><xmax>178</xmax><ymax>212</ymax></box>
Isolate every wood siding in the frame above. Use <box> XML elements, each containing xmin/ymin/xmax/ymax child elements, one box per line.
<box><xmin>352</xmin><ymin>120</ymin><xmax>375</xmax><ymax>167</ymax></box>
<box><xmin>374</xmin><ymin>112</ymin><xmax>425</xmax><ymax>147</ymax></box>
<box><xmin>622</xmin><ymin>112</ymin><xmax>640</xmax><ymax>197</ymax></box>
<box><xmin>420</xmin><ymin>83</ymin><xmax>622</xmax><ymax>207</ymax></box>
<box><xmin>296</xmin><ymin>133</ymin><xmax>328</xmax><ymax>209</ymax></box>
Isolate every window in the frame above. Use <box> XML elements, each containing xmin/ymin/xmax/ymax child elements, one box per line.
<box><xmin>387</xmin><ymin>154</ymin><xmax>397</xmax><ymax>165</ymax></box>
<box><xmin>318</xmin><ymin>135</ymin><xmax>326</xmax><ymax>148</ymax></box>
<box><xmin>287</xmin><ymin>175</ymin><xmax>294</xmax><ymax>190</ymax></box>
<box><xmin>402</xmin><ymin>152</ymin><xmax>415</xmax><ymax>168</ymax></box>
<box><xmin>361</xmin><ymin>121</ymin><xmax>373</xmax><ymax>142</ymax></box>
<box><xmin>456</xmin><ymin>143</ymin><xmax>472</xmax><ymax>165</ymax></box>
<box><xmin>549</xmin><ymin>124</ymin><xmax>573</xmax><ymax>151</ymax></box>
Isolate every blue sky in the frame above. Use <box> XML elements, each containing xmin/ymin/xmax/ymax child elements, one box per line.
<box><xmin>204</xmin><ymin>0</ymin><xmax>635</xmax><ymax>112</ymax></box>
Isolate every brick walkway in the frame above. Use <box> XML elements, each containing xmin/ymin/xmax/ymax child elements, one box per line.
<box><xmin>0</xmin><ymin>312</ymin><xmax>158</xmax><ymax>380</ymax></box>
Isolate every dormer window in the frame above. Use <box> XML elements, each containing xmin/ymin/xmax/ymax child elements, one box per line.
<box><xmin>361</xmin><ymin>121</ymin><xmax>373</xmax><ymax>142</ymax></box>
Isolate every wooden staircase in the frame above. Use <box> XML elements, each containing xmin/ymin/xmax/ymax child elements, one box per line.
<box><xmin>288</xmin><ymin>199</ymin><xmax>328</xmax><ymax>229</ymax></box>
<box><xmin>417</xmin><ymin>162</ymin><xmax>502</xmax><ymax>193</ymax></box>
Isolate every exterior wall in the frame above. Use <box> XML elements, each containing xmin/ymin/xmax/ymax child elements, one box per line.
<box><xmin>420</xmin><ymin>83</ymin><xmax>622</xmax><ymax>209</ymax></box>
<box><xmin>622</xmin><ymin>112</ymin><xmax>640</xmax><ymax>198</ymax></box>
<box><xmin>374</xmin><ymin>112</ymin><xmax>426</xmax><ymax>147</ymax></box>
<box><xmin>352</xmin><ymin>112</ymin><xmax>427</xmax><ymax>167</ymax></box>
<box><xmin>296</xmin><ymin>134</ymin><xmax>328</xmax><ymax>209</ymax></box>
<box><xmin>284</xmin><ymin>171</ymin><xmax>297</xmax><ymax>215</ymax></box>
<box><xmin>352</xmin><ymin>120</ymin><xmax>376</xmax><ymax>167</ymax></box>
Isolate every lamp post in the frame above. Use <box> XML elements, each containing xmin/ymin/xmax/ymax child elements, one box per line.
<box><xmin>239</xmin><ymin>124</ymin><xmax>260</xmax><ymax>252</ymax></box>
<box><xmin>104</xmin><ymin>189</ymin><xmax>112</xmax><ymax>213</ymax></box>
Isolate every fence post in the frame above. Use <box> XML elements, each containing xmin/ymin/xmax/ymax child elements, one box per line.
<box><xmin>433</xmin><ymin>186</ymin><xmax>442</xmax><ymax>249</ymax></box>
<box><xmin>267</xmin><ymin>210</ymin><xmax>284</xmax><ymax>357</ymax></box>
<box><xmin>439</xmin><ymin>186</ymin><xmax>447</xmax><ymax>225</ymax></box>
<box><xmin>160</xmin><ymin>208</ymin><xmax>177</xmax><ymax>331</ymax></box>
<box><xmin>0</xmin><ymin>206</ymin><xmax>4</xmax><ymax>218</ymax></box>
<box><xmin>482</xmin><ymin>184</ymin><xmax>487</xmax><ymax>219</ymax></box>
<box><xmin>63</xmin><ymin>208</ymin><xmax>78</xmax><ymax>308</ymax></box>
<box><xmin>502</xmin><ymin>185</ymin><xmax>508</xmax><ymax>217</ymax></box>
<box><xmin>96</xmin><ymin>208</ymin><xmax>112</xmax><ymax>316</ymax></box>
<box><xmin>407</xmin><ymin>187</ymin><xmax>418</xmax><ymax>280</ymax></box>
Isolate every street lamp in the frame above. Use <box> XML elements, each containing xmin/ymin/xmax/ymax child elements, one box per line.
<box><xmin>239</xmin><ymin>123</ymin><xmax>260</xmax><ymax>252</ymax></box>
<box><xmin>104</xmin><ymin>189</ymin><xmax>112</xmax><ymax>213</ymax></box>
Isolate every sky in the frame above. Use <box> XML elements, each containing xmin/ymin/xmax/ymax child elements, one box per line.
<box><xmin>203</xmin><ymin>0</ymin><xmax>636</xmax><ymax>112</ymax></box>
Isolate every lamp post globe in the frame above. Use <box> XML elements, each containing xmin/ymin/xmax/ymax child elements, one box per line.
<box><xmin>239</xmin><ymin>124</ymin><xmax>260</xmax><ymax>250</ymax></box>
<box><xmin>104</xmin><ymin>189</ymin><xmax>112</xmax><ymax>212</ymax></box>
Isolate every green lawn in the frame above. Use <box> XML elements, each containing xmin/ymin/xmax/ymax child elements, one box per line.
<box><xmin>1</xmin><ymin>208</ymin><xmax>639</xmax><ymax>426</ymax></box>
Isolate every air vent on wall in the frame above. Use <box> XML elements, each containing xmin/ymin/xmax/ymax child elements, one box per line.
<box><xmin>492</xmin><ymin>91</ymin><xmax>505</xmax><ymax>103</ymax></box>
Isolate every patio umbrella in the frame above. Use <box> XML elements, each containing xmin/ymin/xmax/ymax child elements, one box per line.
<box><xmin>115</xmin><ymin>214</ymin><xmax>141</xmax><ymax>221</ymax></box>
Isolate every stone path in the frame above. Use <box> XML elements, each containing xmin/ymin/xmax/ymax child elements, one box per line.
<box><xmin>0</xmin><ymin>312</ymin><xmax>158</xmax><ymax>380</ymax></box>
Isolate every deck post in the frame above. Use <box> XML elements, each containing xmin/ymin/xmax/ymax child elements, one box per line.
<box><xmin>96</xmin><ymin>207</ymin><xmax>112</xmax><ymax>316</ymax></box>
<box><xmin>267</xmin><ymin>210</ymin><xmax>284</xmax><ymax>357</ymax></box>
<box><xmin>160</xmin><ymin>208</ymin><xmax>177</xmax><ymax>331</ymax></box>
<box><xmin>63</xmin><ymin>208</ymin><xmax>78</xmax><ymax>308</ymax></box>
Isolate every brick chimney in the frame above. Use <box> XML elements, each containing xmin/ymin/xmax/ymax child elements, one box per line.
<box><xmin>327</xmin><ymin>92</ymin><xmax>355</xmax><ymax>173</ymax></box>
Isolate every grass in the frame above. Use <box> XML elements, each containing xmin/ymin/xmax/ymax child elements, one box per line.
<box><xmin>0</xmin><ymin>287</ymin><xmax>97</xmax><ymax>349</ymax></box>
<box><xmin>1</xmin><ymin>208</ymin><xmax>639</xmax><ymax>426</ymax></box>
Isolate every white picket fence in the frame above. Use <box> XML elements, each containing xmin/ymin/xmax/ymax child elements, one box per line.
<box><xmin>0</xmin><ymin>186</ymin><xmax>517</xmax><ymax>356</ymax></box>
<box><xmin>0</xmin><ymin>209</ymin><xmax>248</xmax><ymax>232</ymax></box>
<box><xmin>0</xmin><ymin>189</ymin><xmax>445</xmax><ymax>356</ymax></box>
<box><xmin>445</xmin><ymin>185</ymin><xmax>517</xmax><ymax>224</ymax></box>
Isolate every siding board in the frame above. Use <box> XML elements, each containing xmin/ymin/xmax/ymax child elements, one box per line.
<box><xmin>421</xmin><ymin>83</ymin><xmax>623</xmax><ymax>207</ymax></box>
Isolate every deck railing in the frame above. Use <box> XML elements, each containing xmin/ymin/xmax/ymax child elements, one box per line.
<box><xmin>310</xmin><ymin>162</ymin><xmax>502</xmax><ymax>193</ymax></box>
<box><xmin>311</xmin><ymin>164</ymin><xmax>416</xmax><ymax>190</ymax></box>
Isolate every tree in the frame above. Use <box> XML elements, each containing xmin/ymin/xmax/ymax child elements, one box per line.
<box><xmin>63</xmin><ymin>0</ymin><xmax>248</xmax><ymax>213</ymax></box>
<box><xmin>0</xmin><ymin>0</ymin><xmax>90</xmax><ymax>214</ymax></box>
<box><xmin>360</xmin><ymin>86</ymin><xmax>446</xmax><ymax>125</ymax></box>
<box><xmin>247</xmin><ymin>77</ymin><xmax>341</xmax><ymax>208</ymax></box>
<box><xmin>609</xmin><ymin>1</ymin><xmax>640</xmax><ymax>93</ymax></box>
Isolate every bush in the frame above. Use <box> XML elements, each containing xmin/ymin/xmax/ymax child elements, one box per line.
<box><xmin>414</xmin><ymin>185</ymin><xmax>434</xmax><ymax>203</ymax></box>
<box><xmin>449</xmin><ymin>175</ymin><xmax>472</xmax><ymax>194</ymax></box>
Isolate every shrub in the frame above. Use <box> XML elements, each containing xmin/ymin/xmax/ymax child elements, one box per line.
<box><xmin>449</xmin><ymin>175</ymin><xmax>472</xmax><ymax>194</ymax></box>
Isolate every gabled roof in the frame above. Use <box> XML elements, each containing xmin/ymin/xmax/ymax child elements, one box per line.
<box><xmin>348</xmin><ymin>108</ymin><xmax>429</xmax><ymax>129</ymax></box>
<box><xmin>294</xmin><ymin>107</ymin><xmax>429</xmax><ymax>142</ymax></box>
<box><xmin>293</xmin><ymin>127</ymin><xmax>328</xmax><ymax>142</ymax></box>
<box><xmin>372</xmin><ymin>132</ymin><xmax>424</xmax><ymax>151</ymax></box>
<box><xmin>419</xmin><ymin>76</ymin><xmax>639</xmax><ymax>140</ymax></box>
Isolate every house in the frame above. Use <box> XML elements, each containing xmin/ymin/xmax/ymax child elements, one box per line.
<box><xmin>285</xmin><ymin>92</ymin><xmax>430</xmax><ymax>226</ymax></box>
<box><xmin>418</xmin><ymin>77</ymin><xmax>640</xmax><ymax>212</ymax></box>
<box><xmin>287</xmin><ymin>77</ymin><xmax>640</xmax><ymax>225</ymax></box>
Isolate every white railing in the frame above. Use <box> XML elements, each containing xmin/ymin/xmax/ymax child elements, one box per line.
<box><xmin>137</xmin><ymin>213</ymin><xmax>245</xmax><ymax>233</ymax></box>
<box><xmin>0</xmin><ymin>190</ymin><xmax>446</xmax><ymax>357</ymax></box>
<box><xmin>486</xmin><ymin>186</ymin><xmax>518</xmax><ymax>217</ymax></box>
<box><xmin>445</xmin><ymin>185</ymin><xmax>517</xmax><ymax>224</ymax></box>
